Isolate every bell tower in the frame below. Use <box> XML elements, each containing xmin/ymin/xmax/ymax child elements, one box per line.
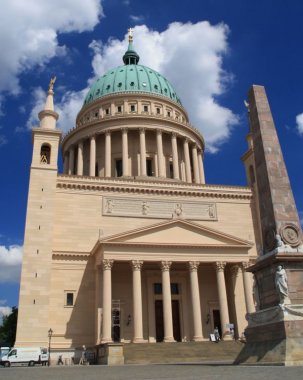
<box><xmin>15</xmin><ymin>78</ymin><xmax>61</xmax><ymax>347</ymax></box>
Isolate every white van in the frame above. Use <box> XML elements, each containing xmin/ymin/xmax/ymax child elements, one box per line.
<box><xmin>0</xmin><ymin>347</ymin><xmax>48</xmax><ymax>367</ymax></box>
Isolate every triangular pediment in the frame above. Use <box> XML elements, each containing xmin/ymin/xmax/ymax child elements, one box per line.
<box><xmin>100</xmin><ymin>219</ymin><xmax>252</xmax><ymax>248</ymax></box>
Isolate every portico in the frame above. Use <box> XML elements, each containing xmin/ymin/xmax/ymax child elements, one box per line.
<box><xmin>92</xmin><ymin>219</ymin><xmax>254</xmax><ymax>344</ymax></box>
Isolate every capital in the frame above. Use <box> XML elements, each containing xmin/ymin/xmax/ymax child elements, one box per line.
<box><xmin>131</xmin><ymin>260</ymin><xmax>143</xmax><ymax>271</ymax></box>
<box><xmin>242</xmin><ymin>261</ymin><xmax>251</xmax><ymax>270</ymax></box>
<box><xmin>102</xmin><ymin>259</ymin><xmax>114</xmax><ymax>270</ymax></box>
<box><xmin>214</xmin><ymin>261</ymin><xmax>226</xmax><ymax>272</ymax></box>
<box><xmin>188</xmin><ymin>261</ymin><xmax>200</xmax><ymax>272</ymax></box>
<box><xmin>230</xmin><ymin>265</ymin><xmax>240</xmax><ymax>279</ymax></box>
<box><xmin>161</xmin><ymin>261</ymin><xmax>172</xmax><ymax>272</ymax></box>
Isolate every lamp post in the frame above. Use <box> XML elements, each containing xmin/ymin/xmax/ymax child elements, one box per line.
<box><xmin>48</xmin><ymin>328</ymin><xmax>53</xmax><ymax>366</ymax></box>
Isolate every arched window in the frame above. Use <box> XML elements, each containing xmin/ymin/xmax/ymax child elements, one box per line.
<box><xmin>40</xmin><ymin>144</ymin><xmax>51</xmax><ymax>164</ymax></box>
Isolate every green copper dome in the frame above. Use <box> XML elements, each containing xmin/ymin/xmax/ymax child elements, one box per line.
<box><xmin>83</xmin><ymin>39</ymin><xmax>182</xmax><ymax>107</ymax></box>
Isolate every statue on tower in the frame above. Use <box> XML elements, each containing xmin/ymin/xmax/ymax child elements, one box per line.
<box><xmin>48</xmin><ymin>76</ymin><xmax>56</xmax><ymax>92</ymax></box>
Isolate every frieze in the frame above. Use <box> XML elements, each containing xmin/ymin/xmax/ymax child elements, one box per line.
<box><xmin>102</xmin><ymin>196</ymin><xmax>218</xmax><ymax>221</ymax></box>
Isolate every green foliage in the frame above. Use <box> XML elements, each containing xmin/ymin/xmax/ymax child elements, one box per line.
<box><xmin>0</xmin><ymin>307</ymin><xmax>18</xmax><ymax>347</ymax></box>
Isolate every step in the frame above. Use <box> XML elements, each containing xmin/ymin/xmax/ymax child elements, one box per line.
<box><xmin>124</xmin><ymin>341</ymin><xmax>244</xmax><ymax>364</ymax></box>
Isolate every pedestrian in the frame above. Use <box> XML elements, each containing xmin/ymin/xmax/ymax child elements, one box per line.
<box><xmin>79</xmin><ymin>345</ymin><xmax>87</xmax><ymax>365</ymax></box>
<box><xmin>57</xmin><ymin>354</ymin><xmax>64</xmax><ymax>365</ymax></box>
<box><xmin>214</xmin><ymin>326</ymin><xmax>220</xmax><ymax>342</ymax></box>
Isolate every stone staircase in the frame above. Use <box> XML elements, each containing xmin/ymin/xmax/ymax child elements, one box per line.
<box><xmin>124</xmin><ymin>341</ymin><xmax>244</xmax><ymax>364</ymax></box>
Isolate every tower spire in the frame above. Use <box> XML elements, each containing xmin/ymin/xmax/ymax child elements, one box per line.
<box><xmin>123</xmin><ymin>28</ymin><xmax>140</xmax><ymax>65</ymax></box>
<box><xmin>38</xmin><ymin>77</ymin><xmax>59</xmax><ymax>129</ymax></box>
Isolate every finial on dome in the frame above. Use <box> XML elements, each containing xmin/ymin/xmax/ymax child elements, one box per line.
<box><xmin>123</xmin><ymin>28</ymin><xmax>140</xmax><ymax>65</ymax></box>
<box><xmin>128</xmin><ymin>27</ymin><xmax>134</xmax><ymax>43</ymax></box>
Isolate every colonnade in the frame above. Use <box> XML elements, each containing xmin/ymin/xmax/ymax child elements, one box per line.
<box><xmin>64</xmin><ymin>128</ymin><xmax>205</xmax><ymax>183</ymax></box>
<box><xmin>99</xmin><ymin>260</ymin><xmax>254</xmax><ymax>343</ymax></box>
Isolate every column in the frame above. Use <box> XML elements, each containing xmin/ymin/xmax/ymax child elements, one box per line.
<box><xmin>192</xmin><ymin>144</ymin><xmax>200</xmax><ymax>183</ymax></box>
<box><xmin>101</xmin><ymin>259</ymin><xmax>114</xmax><ymax>343</ymax></box>
<box><xmin>77</xmin><ymin>141</ymin><xmax>83</xmax><ymax>176</ymax></box>
<box><xmin>122</xmin><ymin>128</ymin><xmax>129</xmax><ymax>176</ymax></box>
<box><xmin>189</xmin><ymin>262</ymin><xmax>203</xmax><ymax>341</ymax></box>
<box><xmin>197</xmin><ymin>150</ymin><xmax>205</xmax><ymax>184</ymax></box>
<box><xmin>214</xmin><ymin>262</ymin><xmax>231</xmax><ymax>340</ymax></box>
<box><xmin>171</xmin><ymin>133</ymin><xmax>180</xmax><ymax>180</ymax></box>
<box><xmin>131</xmin><ymin>260</ymin><xmax>144</xmax><ymax>343</ymax></box>
<box><xmin>89</xmin><ymin>135</ymin><xmax>96</xmax><ymax>177</ymax></box>
<box><xmin>183</xmin><ymin>139</ymin><xmax>192</xmax><ymax>183</ymax></box>
<box><xmin>242</xmin><ymin>262</ymin><xmax>255</xmax><ymax>314</ymax></box>
<box><xmin>68</xmin><ymin>147</ymin><xmax>74</xmax><ymax>175</ymax></box>
<box><xmin>140</xmin><ymin>128</ymin><xmax>146</xmax><ymax>176</ymax></box>
<box><xmin>157</xmin><ymin>130</ymin><xmax>165</xmax><ymax>178</ymax></box>
<box><xmin>161</xmin><ymin>261</ymin><xmax>175</xmax><ymax>342</ymax></box>
<box><xmin>95</xmin><ymin>266</ymin><xmax>102</xmax><ymax>344</ymax></box>
<box><xmin>63</xmin><ymin>153</ymin><xmax>69</xmax><ymax>174</ymax></box>
<box><xmin>105</xmin><ymin>131</ymin><xmax>111</xmax><ymax>177</ymax></box>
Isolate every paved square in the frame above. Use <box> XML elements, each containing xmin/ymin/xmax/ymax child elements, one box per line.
<box><xmin>1</xmin><ymin>364</ymin><xmax>303</xmax><ymax>380</ymax></box>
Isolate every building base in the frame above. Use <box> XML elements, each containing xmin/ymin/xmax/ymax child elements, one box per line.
<box><xmin>235</xmin><ymin>305</ymin><xmax>303</xmax><ymax>366</ymax></box>
<box><xmin>97</xmin><ymin>343</ymin><xmax>124</xmax><ymax>365</ymax></box>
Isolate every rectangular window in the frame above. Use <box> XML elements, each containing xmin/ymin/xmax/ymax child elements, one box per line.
<box><xmin>105</xmin><ymin>108</ymin><xmax>110</xmax><ymax>115</ymax></box>
<box><xmin>143</xmin><ymin>105</ymin><xmax>148</xmax><ymax>112</ymax></box>
<box><xmin>130</xmin><ymin>104</ymin><xmax>136</xmax><ymax>112</ymax></box>
<box><xmin>117</xmin><ymin>105</ymin><xmax>122</xmax><ymax>113</ymax></box>
<box><xmin>153</xmin><ymin>283</ymin><xmax>179</xmax><ymax>295</ymax></box>
<box><xmin>156</xmin><ymin>107</ymin><xmax>161</xmax><ymax>114</ymax></box>
<box><xmin>65</xmin><ymin>292</ymin><xmax>74</xmax><ymax>306</ymax></box>
<box><xmin>167</xmin><ymin>111</ymin><xmax>171</xmax><ymax>117</ymax></box>
<box><xmin>115</xmin><ymin>159</ymin><xmax>123</xmax><ymax>177</ymax></box>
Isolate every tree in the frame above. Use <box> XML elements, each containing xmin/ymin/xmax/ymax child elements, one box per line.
<box><xmin>0</xmin><ymin>307</ymin><xmax>18</xmax><ymax>347</ymax></box>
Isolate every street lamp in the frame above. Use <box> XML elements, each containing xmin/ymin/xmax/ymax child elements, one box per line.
<box><xmin>48</xmin><ymin>328</ymin><xmax>53</xmax><ymax>366</ymax></box>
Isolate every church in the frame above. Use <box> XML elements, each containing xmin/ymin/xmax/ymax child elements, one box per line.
<box><xmin>15</xmin><ymin>30</ymin><xmax>303</xmax><ymax>364</ymax></box>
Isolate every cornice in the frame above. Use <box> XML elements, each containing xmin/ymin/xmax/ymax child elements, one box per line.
<box><xmin>52</xmin><ymin>250</ymin><xmax>90</xmax><ymax>260</ymax></box>
<box><xmin>101</xmin><ymin>241</ymin><xmax>251</xmax><ymax>249</ymax></box>
<box><xmin>56</xmin><ymin>174</ymin><xmax>253</xmax><ymax>200</ymax></box>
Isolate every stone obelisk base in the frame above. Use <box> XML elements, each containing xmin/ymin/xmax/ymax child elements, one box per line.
<box><xmin>235</xmin><ymin>305</ymin><xmax>303</xmax><ymax>366</ymax></box>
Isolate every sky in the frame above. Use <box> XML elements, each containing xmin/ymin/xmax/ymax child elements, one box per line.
<box><xmin>0</xmin><ymin>0</ymin><xmax>303</xmax><ymax>318</ymax></box>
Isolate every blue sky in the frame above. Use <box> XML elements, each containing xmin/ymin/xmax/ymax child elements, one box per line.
<box><xmin>0</xmin><ymin>0</ymin><xmax>303</xmax><ymax>316</ymax></box>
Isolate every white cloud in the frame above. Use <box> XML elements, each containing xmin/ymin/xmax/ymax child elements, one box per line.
<box><xmin>296</xmin><ymin>113</ymin><xmax>303</xmax><ymax>135</ymax></box>
<box><xmin>0</xmin><ymin>0</ymin><xmax>103</xmax><ymax>101</ymax></box>
<box><xmin>0</xmin><ymin>135</ymin><xmax>8</xmax><ymax>146</ymax></box>
<box><xmin>27</xmin><ymin>87</ymin><xmax>88</xmax><ymax>134</ymax></box>
<box><xmin>28</xmin><ymin>22</ymin><xmax>238</xmax><ymax>151</ymax></box>
<box><xmin>0</xmin><ymin>307</ymin><xmax>12</xmax><ymax>317</ymax></box>
<box><xmin>130</xmin><ymin>15</ymin><xmax>145</xmax><ymax>22</ymax></box>
<box><xmin>0</xmin><ymin>245</ymin><xmax>23</xmax><ymax>283</ymax></box>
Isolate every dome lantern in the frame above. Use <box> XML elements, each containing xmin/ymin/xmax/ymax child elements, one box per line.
<box><xmin>123</xmin><ymin>28</ymin><xmax>140</xmax><ymax>65</ymax></box>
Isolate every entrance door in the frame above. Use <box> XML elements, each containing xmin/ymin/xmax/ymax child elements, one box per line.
<box><xmin>155</xmin><ymin>300</ymin><xmax>164</xmax><ymax>342</ymax></box>
<box><xmin>155</xmin><ymin>300</ymin><xmax>181</xmax><ymax>342</ymax></box>
<box><xmin>213</xmin><ymin>309</ymin><xmax>222</xmax><ymax>338</ymax></box>
<box><xmin>172</xmin><ymin>300</ymin><xmax>181</xmax><ymax>342</ymax></box>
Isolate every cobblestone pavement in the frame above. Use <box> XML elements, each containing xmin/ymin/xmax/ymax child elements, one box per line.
<box><xmin>0</xmin><ymin>364</ymin><xmax>303</xmax><ymax>380</ymax></box>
